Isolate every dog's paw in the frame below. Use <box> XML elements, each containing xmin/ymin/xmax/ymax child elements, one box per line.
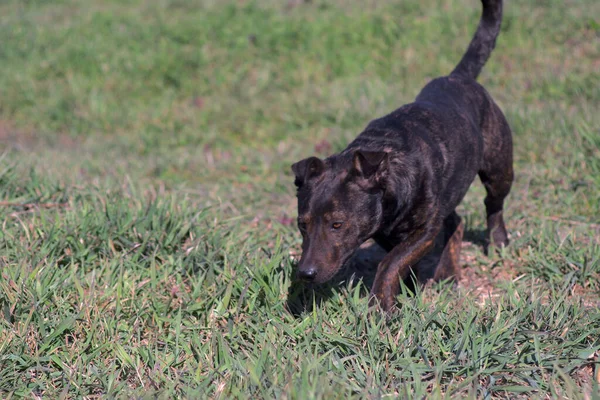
<box><xmin>485</xmin><ymin>227</ymin><xmax>509</xmax><ymax>255</ymax></box>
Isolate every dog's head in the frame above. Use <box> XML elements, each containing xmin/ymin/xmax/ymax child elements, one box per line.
<box><xmin>291</xmin><ymin>150</ymin><xmax>389</xmax><ymax>283</ymax></box>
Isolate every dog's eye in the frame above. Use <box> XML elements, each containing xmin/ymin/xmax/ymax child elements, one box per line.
<box><xmin>331</xmin><ymin>222</ymin><xmax>343</xmax><ymax>230</ymax></box>
<box><xmin>298</xmin><ymin>221</ymin><xmax>307</xmax><ymax>232</ymax></box>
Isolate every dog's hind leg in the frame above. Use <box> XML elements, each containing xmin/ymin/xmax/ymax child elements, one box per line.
<box><xmin>433</xmin><ymin>211</ymin><xmax>464</xmax><ymax>282</ymax></box>
<box><xmin>479</xmin><ymin>108</ymin><xmax>514</xmax><ymax>251</ymax></box>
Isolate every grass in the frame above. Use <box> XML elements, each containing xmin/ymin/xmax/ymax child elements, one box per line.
<box><xmin>0</xmin><ymin>0</ymin><xmax>599</xmax><ymax>397</ymax></box>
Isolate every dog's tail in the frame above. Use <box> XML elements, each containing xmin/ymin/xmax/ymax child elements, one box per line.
<box><xmin>450</xmin><ymin>0</ymin><xmax>503</xmax><ymax>80</ymax></box>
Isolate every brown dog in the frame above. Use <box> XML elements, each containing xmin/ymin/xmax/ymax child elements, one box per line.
<box><xmin>291</xmin><ymin>0</ymin><xmax>513</xmax><ymax>311</ymax></box>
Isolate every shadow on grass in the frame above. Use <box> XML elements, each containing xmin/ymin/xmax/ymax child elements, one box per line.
<box><xmin>284</xmin><ymin>240</ymin><xmax>428</xmax><ymax>317</ymax></box>
<box><xmin>285</xmin><ymin>228</ymin><xmax>488</xmax><ymax>317</ymax></box>
<box><xmin>285</xmin><ymin>240</ymin><xmax>383</xmax><ymax>317</ymax></box>
<box><xmin>464</xmin><ymin>228</ymin><xmax>486</xmax><ymax>247</ymax></box>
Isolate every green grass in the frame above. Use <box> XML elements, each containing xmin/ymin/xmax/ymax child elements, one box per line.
<box><xmin>1</xmin><ymin>0</ymin><xmax>599</xmax><ymax>397</ymax></box>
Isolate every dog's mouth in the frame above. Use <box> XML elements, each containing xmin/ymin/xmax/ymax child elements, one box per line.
<box><xmin>312</xmin><ymin>265</ymin><xmax>343</xmax><ymax>284</ymax></box>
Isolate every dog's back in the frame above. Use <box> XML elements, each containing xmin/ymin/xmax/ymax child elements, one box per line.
<box><xmin>347</xmin><ymin>0</ymin><xmax>511</xmax><ymax>217</ymax></box>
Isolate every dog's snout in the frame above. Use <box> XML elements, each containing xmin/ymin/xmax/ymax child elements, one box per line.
<box><xmin>297</xmin><ymin>267</ymin><xmax>318</xmax><ymax>282</ymax></box>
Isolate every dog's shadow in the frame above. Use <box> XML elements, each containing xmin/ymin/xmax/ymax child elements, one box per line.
<box><xmin>285</xmin><ymin>229</ymin><xmax>486</xmax><ymax>317</ymax></box>
<box><xmin>464</xmin><ymin>228</ymin><xmax>486</xmax><ymax>247</ymax></box>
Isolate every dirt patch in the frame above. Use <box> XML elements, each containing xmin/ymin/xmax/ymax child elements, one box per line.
<box><xmin>0</xmin><ymin>120</ymin><xmax>37</xmax><ymax>151</ymax></box>
<box><xmin>0</xmin><ymin>120</ymin><xmax>80</xmax><ymax>152</ymax></box>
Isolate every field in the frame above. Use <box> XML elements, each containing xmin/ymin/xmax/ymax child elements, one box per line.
<box><xmin>0</xmin><ymin>0</ymin><xmax>599</xmax><ymax>397</ymax></box>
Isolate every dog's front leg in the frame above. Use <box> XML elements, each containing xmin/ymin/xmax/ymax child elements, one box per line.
<box><xmin>370</xmin><ymin>225</ymin><xmax>440</xmax><ymax>312</ymax></box>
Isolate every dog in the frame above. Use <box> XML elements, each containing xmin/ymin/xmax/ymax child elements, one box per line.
<box><xmin>291</xmin><ymin>0</ymin><xmax>513</xmax><ymax>312</ymax></box>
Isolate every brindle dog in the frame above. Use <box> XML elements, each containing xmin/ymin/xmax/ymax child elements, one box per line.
<box><xmin>291</xmin><ymin>0</ymin><xmax>513</xmax><ymax>312</ymax></box>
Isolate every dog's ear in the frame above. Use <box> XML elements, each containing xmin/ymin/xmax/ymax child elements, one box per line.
<box><xmin>291</xmin><ymin>156</ymin><xmax>325</xmax><ymax>188</ymax></box>
<box><xmin>352</xmin><ymin>150</ymin><xmax>388</xmax><ymax>186</ymax></box>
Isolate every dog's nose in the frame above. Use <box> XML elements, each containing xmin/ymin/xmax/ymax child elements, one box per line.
<box><xmin>297</xmin><ymin>267</ymin><xmax>317</xmax><ymax>282</ymax></box>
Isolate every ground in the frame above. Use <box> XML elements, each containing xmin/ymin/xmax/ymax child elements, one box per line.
<box><xmin>0</xmin><ymin>0</ymin><xmax>599</xmax><ymax>398</ymax></box>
